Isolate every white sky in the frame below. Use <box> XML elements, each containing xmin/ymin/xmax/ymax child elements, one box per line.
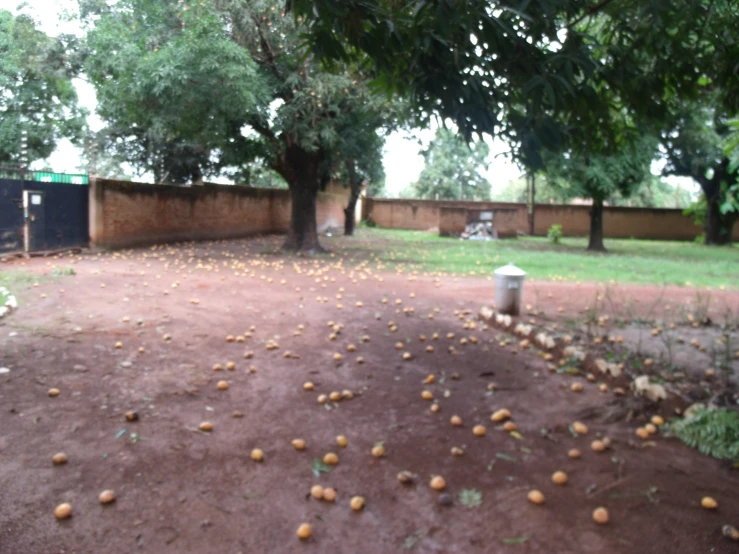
<box><xmin>12</xmin><ymin>0</ymin><xmax>695</xmax><ymax>197</ymax></box>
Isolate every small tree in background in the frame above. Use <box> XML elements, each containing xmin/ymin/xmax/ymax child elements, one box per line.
<box><xmin>544</xmin><ymin>134</ymin><xmax>656</xmax><ymax>252</ymax></box>
<box><xmin>407</xmin><ymin>128</ymin><xmax>490</xmax><ymax>200</ymax></box>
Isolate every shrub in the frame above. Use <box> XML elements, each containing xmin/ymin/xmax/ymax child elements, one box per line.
<box><xmin>666</xmin><ymin>408</ymin><xmax>739</xmax><ymax>461</ymax></box>
<box><xmin>547</xmin><ymin>224</ymin><xmax>563</xmax><ymax>244</ymax></box>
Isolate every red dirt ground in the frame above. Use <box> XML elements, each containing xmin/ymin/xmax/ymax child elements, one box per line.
<box><xmin>1</xmin><ymin>235</ymin><xmax>738</xmax><ymax>554</ymax></box>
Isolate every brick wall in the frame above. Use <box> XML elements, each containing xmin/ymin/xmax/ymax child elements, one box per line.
<box><xmin>90</xmin><ymin>178</ymin><xmax>349</xmax><ymax>249</ymax></box>
<box><xmin>365</xmin><ymin>198</ymin><xmax>739</xmax><ymax>241</ymax></box>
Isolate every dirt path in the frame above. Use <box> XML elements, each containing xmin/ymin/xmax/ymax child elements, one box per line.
<box><xmin>1</xmin><ymin>236</ymin><xmax>737</xmax><ymax>553</ymax></box>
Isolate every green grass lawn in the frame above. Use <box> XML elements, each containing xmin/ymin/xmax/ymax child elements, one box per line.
<box><xmin>333</xmin><ymin>228</ymin><xmax>739</xmax><ymax>289</ymax></box>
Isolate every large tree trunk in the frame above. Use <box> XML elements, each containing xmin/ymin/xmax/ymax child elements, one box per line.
<box><xmin>344</xmin><ymin>160</ymin><xmax>360</xmax><ymax>236</ymax></box>
<box><xmin>278</xmin><ymin>145</ymin><xmax>325</xmax><ymax>253</ymax></box>
<box><xmin>284</xmin><ymin>182</ymin><xmax>323</xmax><ymax>252</ymax></box>
<box><xmin>703</xmin><ymin>189</ymin><xmax>735</xmax><ymax>246</ymax></box>
<box><xmin>587</xmin><ymin>198</ymin><xmax>606</xmax><ymax>252</ymax></box>
<box><xmin>344</xmin><ymin>192</ymin><xmax>359</xmax><ymax>236</ymax></box>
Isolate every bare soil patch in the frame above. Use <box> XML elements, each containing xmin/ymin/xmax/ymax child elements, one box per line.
<box><xmin>1</xmin><ymin>235</ymin><xmax>737</xmax><ymax>554</ymax></box>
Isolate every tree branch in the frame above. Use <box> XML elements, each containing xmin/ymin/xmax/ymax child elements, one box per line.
<box><xmin>248</xmin><ymin>116</ymin><xmax>283</xmax><ymax>160</ymax></box>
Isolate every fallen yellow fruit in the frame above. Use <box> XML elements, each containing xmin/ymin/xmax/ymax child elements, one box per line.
<box><xmin>551</xmin><ymin>471</ymin><xmax>568</xmax><ymax>485</ymax></box>
<box><xmin>527</xmin><ymin>490</ymin><xmax>545</xmax><ymax>505</ymax></box>
<box><xmin>430</xmin><ymin>476</ymin><xmax>446</xmax><ymax>490</ymax></box>
<box><xmin>297</xmin><ymin>523</ymin><xmax>312</xmax><ymax>540</ymax></box>
<box><xmin>592</xmin><ymin>507</ymin><xmax>609</xmax><ymax>524</ymax></box>
<box><xmin>54</xmin><ymin>503</ymin><xmax>72</xmax><ymax>519</ymax></box>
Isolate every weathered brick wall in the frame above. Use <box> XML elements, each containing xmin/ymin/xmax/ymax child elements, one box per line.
<box><xmin>366</xmin><ymin>198</ymin><xmax>739</xmax><ymax>241</ymax></box>
<box><xmin>90</xmin><ymin>178</ymin><xmax>349</xmax><ymax>248</ymax></box>
<box><xmin>365</xmin><ymin>198</ymin><xmax>530</xmax><ymax>231</ymax></box>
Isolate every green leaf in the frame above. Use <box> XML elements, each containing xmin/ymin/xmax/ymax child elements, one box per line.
<box><xmin>311</xmin><ymin>458</ymin><xmax>331</xmax><ymax>477</ymax></box>
<box><xmin>458</xmin><ymin>488</ymin><xmax>483</xmax><ymax>508</ymax></box>
<box><xmin>495</xmin><ymin>452</ymin><xmax>517</xmax><ymax>462</ymax></box>
<box><xmin>502</xmin><ymin>536</ymin><xmax>529</xmax><ymax>545</ymax></box>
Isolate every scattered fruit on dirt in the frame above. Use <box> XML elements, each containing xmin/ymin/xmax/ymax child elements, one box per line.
<box><xmin>371</xmin><ymin>444</ymin><xmax>385</xmax><ymax>458</ymax></box>
<box><xmin>125</xmin><ymin>411</ymin><xmax>139</xmax><ymax>422</ymax></box>
<box><xmin>332</xmin><ymin>353</ymin><xmax>342</xmax><ymax>361</ymax></box>
<box><xmin>99</xmin><ymin>490</ymin><xmax>116</xmax><ymax>504</ymax></box>
<box><xmin>397</xmin><ymin>470</ymin><xmax>415</xmax><ymax>484</ymax></box>
<box><xmin>551</xmin><ymin>471</ymin><xmax>568</xmax><ymax>485</ymax></box>
<box><xmin>572</xmin><ymin>421</ymin><xmax>588</xmax><ymax>435</ymax></box>
<box><xmin>199</xmin><ymin>421</ymin><xmax>213</xmax><ymax>432</ymax></box>
<box><xmin>310</xmin><ymin>485</ymin><xmax>324</xmax><ymax>499</ymax></box>
<box><xmin>212</xmin><ymin>363</ymin><xmax>223</xmax><ymax>371</ymax></box>
<box><xmin>423</xmin><ymin>374</ymin><xmax>435</xmax><ymax>384</ymax></box>
<box><xmin>323</xmin><ymin>452</ymin><xmax>339</xmax><ymax>465</ymax></box>
<box><xmin>591</xmin><ymin>440</ymin><xmax>606</xmax><ymax>452</ymax></box>
<box><xmin>322</xmin><ymin>487</ymin><xmax>336</xmax><ymax>502</ymax></box>
<box><xmin>571</xmin><ymin>382</ymin><xmax>584</xmax><ymax>392</ymax></box>
<box><xmin>528</xmin><ymin>490</ymin><xmax>545</xmax><ymax>505</ymax></box>
<box><xmin>491</xmin><ymin>409</ymin><xmax>511</xmax><ymax>422</ymax></box>
<box><xmin>250</xmin><ymin>448</ymin><xmax>264</xmax><ymax>462</ymax></box>
<box><xmin>635</xmin><ymin>427</ymin><xmax>650</xmax><ymax>439</ymax></box>
<box><xmin>336</xmin><ymin>435</ymin><xmax>348</xmax><ymax>448</ymax></box>
<box><xmin>48</xmin><ymin>388</ymin><xmax>60</xmax><ymax>397</ymax></box>
<box><xmin>350</xmin><ymin>496</ymin><xmax>365</xmax><ymax>511</ymax></box>
<box><xmin>568</xmin><ymin>449</ymin><xmax>581</xmax><ymax>459</ymax></box>
<box><xmin>439</xmin><ymin>493</ymin><xmax>453</xmax><ymax>506</ymax></box>
<box><xmin>52</xmin><ymin>452</ymin><xmax>68</xmax><ymax>465</ymax></box>
<box><xmin>701</xmin><ymin>497</ymin><xmax>718</xmax><ymax>510</ymax></box>
<box><xmin>503</xmin><ymin>421</ymin><xmax>517</xmax><ymax>432</ymax></box>
<box><xmin>472</xmin><ymin>425</ymin><xmax>487</xmax><ymax>436</ymax></box>
<box><xmin>291</xmin><ymin>439</ymin><xmax>306</xmax><ymax>451</ymax></box>
<box><xmin>303</xmin><ymin>382</ymin><xmax>314</xmax><ymax>391</ymax></box>
<box><xmin>593</xmin><ymin>507</ymin><xmax>609</xmax><ymax>524</ymax></box>
<box><xmin>722</xmin><ymin>525</ymin><xmax>739</xmax><ymax>541</ymax></box>
<box><xmin>115</xmin><ymin>342</ymin><xmax>122</xmax><ymax>349</ymax></box>
<box><xmin>644</xmin><ymin>423</ymin><xmax>657</xmax><ymax>434</ymax></box>
<box><xmin>317</xmin><ymin>394</ymin><xmax>328</xmax><ymax>404</ymax></box>
<box><xmin>226</xmin><ymin>361</ymin><xmax>236</xmax><ymax>370</ymax></box>
<box><xmin>421</xmin><ymin>390</ymin><xmax>433</xmax><ymax>400</ymax></box>
<box><xmin>651</xmin><ymin>415</ymin><xmax>665</xmax><ymax>426</ymax></box>
<box><xmin>329</xmin><ymin>391</ymin><xmax>342</xmax><ymax>402</ymax></box>
<box><xmin>402</xmin><ymin>352</ymin><xmax>412</xmax><ymax>360</ymax></box>
<box><xmin>217</xmin><ymin>380</ymin><xmax>229</xmax><ymax>390</ymax></box>
<box><xmin>450</xmin><ymin>446</ymin><xmax>464</xmax><ymax>457</ymax></box>
<box><xmin>54</xmin><ymin>503</ymin><xmax>72</xmax><ymax>520</ymax></box>
<box><xmin>297</xmin><ymin>523</ymin><xmax>312</xmax><ymax>540</ymax></box>
<box><xmin>430</xmin><ymin>403</ymin><xmax>440</xmax><ymax>413</ymax></box>
<box><xmin>430</xmin><ymin>476</ymin><xmax>446</xmax><ymax>491</ymax></box>
<box><xmin>450</xmin><ymin>415</ymin><xmax>462</xmax><ymax>426</ymax></box>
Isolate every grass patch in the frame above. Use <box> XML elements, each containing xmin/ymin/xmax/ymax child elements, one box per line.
<box><xmin>329</xmin><ymin>229</ymin><xmax>738</xmax><ymax>288</ymax></box>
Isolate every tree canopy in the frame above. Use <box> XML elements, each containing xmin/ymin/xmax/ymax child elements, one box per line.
<box><xmin>405</xmin><ymin>128</ymin><xmax>490</xmax><ymax>201</ymax></box>
<box><xmin>82</xmin><ymin>0</ymin><xmax>396</xmax><ymax>250</ymax></box>
<box><xmin>0</xmin><ymin>9</ymin><xmax>86</xmax><ymax>166</ymax></box>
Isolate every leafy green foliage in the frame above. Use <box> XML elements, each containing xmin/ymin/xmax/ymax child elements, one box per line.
<box><xmin>0</xmin><ymin>10</ymin><xmax>87</xmax><ymax>164</ymax></box>
<box><xmin>666</xmin><ymin>408</ymin><xmax>739</xmax><ymax>461</ymax></box>
<box><xmin>660</xmin><ymin>99</ymin><xmax>738</xmax><ymax>244</ymax></box>
<box><xmin>311</xmin><ymin>458</ymin><xmax>331</xmax><ymax>477</ymax></box>
<box><xmin>406</xmin><ymin>129</ymin><xmax>490</xmax><ymax>200</ymax></box>
<box><xmin>291</xmin><ymin>1</ymin><xmax>739</xmax><ymax>172</ymax></box>
<box><xmin>547</xmin><ymin>224</ymin><xmax>563</xmax><ymax>244</ymax></box>
<box><xmin>458</xmin><ymin>488</ymin><xmax>483</xmax><ymax>508</ymax></box>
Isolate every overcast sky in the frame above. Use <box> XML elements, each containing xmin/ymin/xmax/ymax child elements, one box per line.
<box><xmin>12</xmin><ymin>0</ymin><xmax>694</xmax><ymax>197</ymax></box>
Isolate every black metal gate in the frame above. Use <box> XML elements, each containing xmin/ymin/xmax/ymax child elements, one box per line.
<box><xmin>25</xmin><ymin>182</ymin><xmax>89</xmax><ymax>251</ymax></box>
<box><xmin>0</xmin><ymin>177</ymin><xmax>88</xmax><ymax>254</ymax></box>
<box><xmin>0</xmin><ymin>179</ymin><xmax>24</xmax><ymax>253</ymax></box>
